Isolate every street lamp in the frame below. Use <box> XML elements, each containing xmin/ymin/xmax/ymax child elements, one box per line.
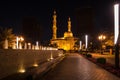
<box><xmin>16</xmin><ymin>36</ymin><xmax>24</xmax><ymax>49</ymax></box>
<box><xmin>79</xmin><ymin>41</ymin><xmax>82</xmax><ymax>50</ymax></box>
<box><xmin>98</xmin><ymin>35</ymin><xmax>106</xmax><ymax>54</ymax></box>
<box><xmin>19</xmin><ymin>37</ymin><xmax>24</xmax><ymax>49</ymax></box>
<box><xmin>85</xmin><ymin>35</ymin><xmax>88</xmax><ymax>50</ymax></box>
<box><xmin>114</xmin><ymin>3</ymin><xmax>119</xmax><ymax>69</ymax></box>
<box><xmin>85</xmin><ymin>35</ymin><xmax>88</xmax><ymax>54</ymax></box>
<box><xmin>28</xmin><ymin>43</ymin><xmax>31</xmax><ymax>49</ymax></box>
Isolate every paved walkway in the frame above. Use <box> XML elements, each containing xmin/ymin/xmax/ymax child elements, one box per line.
<box><xmin>39</xmin><ymin>53</ymin><xmax>120</xmax><ymax>80</ymax></box>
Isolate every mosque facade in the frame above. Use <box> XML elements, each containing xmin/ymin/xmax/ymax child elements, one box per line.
<box><xmin>50</xmin><ymin>11</ymin><xmax>78</xmax><ymax>51</ymax></box>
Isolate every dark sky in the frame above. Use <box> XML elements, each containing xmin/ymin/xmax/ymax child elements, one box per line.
<box><xmin>0</xmin><ymin>0</ymin><xmax>119</xmax><ymax>42</ymax></box>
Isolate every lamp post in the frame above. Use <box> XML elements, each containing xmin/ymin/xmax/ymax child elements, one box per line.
<box><xmin>85</xmin><ymin>35</ymin><xmax>88</xmax><ymax>53</ymax></box>
<box><xmin>98</xmin><ymin>35</ymin><xmax>106</xmax><ymax>54</ymax></box>
<box><xmin>19</xmin><ymin>36</ymin><xmax>24</xmax><ymax>49</ymax></box>
<box><xmin>79</xmin><ymin>41</ymin><xmax>82</xmax><ymax>50</ymax></box>
<box><xmin>16</xmin><ymin>36</ymin><xmax>24</xmax><ymax>49</ymax></box>
<box><xmin>28</xmin><ymin>43</ymin><xmax>31</xmax><ymax>49</ymax></box>
<box><xmin>114</xmin><ymin>3</ymin><xmax>119</xmax><ymax>69</ymax></box>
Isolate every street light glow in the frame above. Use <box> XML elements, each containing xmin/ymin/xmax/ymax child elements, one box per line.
<box><xmin>16</xmin><ymin>37</ymin><xmax>19</xmax><ymax>49</ymax></box>
<box><xmin>98</xmin><ymin>34</ymin><xmax>106</xmax><ymax>54</ymax></box>
<box><xmin>98</xmin><ymin>35</ymin><xmax>106</xmax><ymax>41</ymax></box>
<box><xmin>114</xmin><ymin>4</ymin><xmax>119</xmax><ymax>44</ymax></box>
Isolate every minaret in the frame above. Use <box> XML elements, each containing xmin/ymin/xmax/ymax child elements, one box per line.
<box><xmin>52</xmin><ymin>10</ymin><xmax>57</xmax><ymax>39</ymax></box>
<box><xmin>68</xmin><ymin>17</ymin><xmax>71</xmax><ymax>32</ymax></box>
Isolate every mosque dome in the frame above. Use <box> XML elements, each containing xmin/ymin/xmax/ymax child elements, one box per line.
<box><xmin>64</xmin><ymin>31</ymin><xmax>73</xmax><ymax>38</ymax></box>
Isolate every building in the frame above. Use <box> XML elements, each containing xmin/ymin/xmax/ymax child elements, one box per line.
<box><xmin>50</xmin><ymin>11</ymin><xmax>78</xmax><ymax>51</ymax></box>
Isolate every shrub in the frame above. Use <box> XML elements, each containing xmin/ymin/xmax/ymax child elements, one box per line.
<box><xmin>86</xmin><ymin>54</ymin><xmax>92</xmax><ymax>58</ymax></box>
<box><xmin>81</xmin><ymin>52</ymin><xmax>86</xmax><ymax>55</ymax></box>
<box><xmin>97</xmin><ymin>57</ymin><xmax>106</xmax><ymax>64</ymax></box>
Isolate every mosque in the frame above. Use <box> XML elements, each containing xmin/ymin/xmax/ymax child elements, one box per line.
<box><xmin>50</xmin><ymin>11</ymin><xmax>79</xmax><ymax>51</ymax></box>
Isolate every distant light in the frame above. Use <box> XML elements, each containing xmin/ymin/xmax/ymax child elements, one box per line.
<box><xmin>18</xmin><ymin>68</ymin><xmax>25</xmax><ymax>73</ymax></box>
<box><xmin>28</xmin><ymin>43</ymin><xmax>31</xmax><ymax>45</ymax></box>
<box><xmin>114</xmin><ymin>4</ymin><xmax>119</xmax><ymax>44</ymax></box>
<box><xmin>36</xmin><ymin>41</ymin><xmax>39</xmax><ymax>46</ymax></box>
<box><xmin>98</xmin><ymin>35</ymin><xmax>106</xmax><ymax>40</ymax></box>
<box><xmin>16</xmin><ymin>37</ymin><xmax>19</xmax><ymax>49</ymax></box>
<box><xmin>50</xmin><ymin>52</ymin><xmax>54</xmax><ymax>60</ymax></box>
<box><xmin>79</xmin><ymin>41</ymin><xmax>82</xmax><ymax>50</ymax></box>
<box><xmin>35</xmin><ymin>41</ymin><xmax>39</xmax><ymax>50</ymax></box>
<box><xmin>19</xmin><ymin>69</ymin><xmax>25</xmax><ymax>73</ymax></box>
<box><xmin>20</xmin><ymin>37</ymin><xmax>24</xmax><ymax>41</ymax></box>
<box><xmin>33</xmin><ymin>63</ymin><xmax>38</xmax><ymax>67</ymax></box>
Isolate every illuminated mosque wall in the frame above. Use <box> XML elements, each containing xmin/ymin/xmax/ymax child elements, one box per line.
<box><xmin>50</xmin><ymin>11</ymin><xmax>78</xmax><ymax>51</ymax></box>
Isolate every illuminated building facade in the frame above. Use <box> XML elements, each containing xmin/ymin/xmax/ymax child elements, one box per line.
<box><xmin>50</xmin><ymin>11</ymin><xmax>78</xmax><ymax>51</ymax></box>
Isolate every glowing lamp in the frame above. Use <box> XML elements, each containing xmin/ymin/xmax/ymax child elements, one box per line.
<box><xmin>79</xmin><ymin>41</ymin><xmax>82</xmax><ymax>50</ymax></box>
<box><xmin>18</xmin><ymin>67</ymin><xmax>26</xmax><ymax>73</ymax></box>
<box><xmin>114</xmin><ymin>4</ymin><xmax>119</xmax><ymax>44</ymax></box>
<box><xmin>33</xmin><ymin>63</ymin><xmax>38</xmax><ymax>67</ymax></box>
<box><xmin>85</xmin><ymin>35</ymin><xmax>88</xmax><ymax>49</ymax></box>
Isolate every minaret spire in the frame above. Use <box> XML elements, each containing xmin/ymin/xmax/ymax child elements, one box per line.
<box><xmin>52</xmin><ymin>10</ymin><xmax>57</xmax><ymax>39</ymax></box>
<box><xmin>68</xmin><ymin>17</ymin><xmax>71</xmax><ymax>32</ymax></box>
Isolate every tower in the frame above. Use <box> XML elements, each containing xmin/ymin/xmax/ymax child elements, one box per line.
<box><xmin>64</xmin><ymin>17</ymin><xmax>73</xmax><ymax>38</ymax></box>
<box><xmin>68</xmin><ymin>17</ymin><xmax>71</xmax><ymax>32</ymax></box>
<box><xmin>52</xmin><ymin>10</ymin><xmax>57</xmax><ymax>39</ymax></box>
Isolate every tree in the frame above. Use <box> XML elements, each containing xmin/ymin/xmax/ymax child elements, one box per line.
<box><xmin>0</xmin><ymin>27</ymin><xmax>16</xmax><ymax>48</ymax></box>
<box><xmin>104</xmin><ymin>34</ymin><xmax>114</xmax><ymax>49</ymax></box>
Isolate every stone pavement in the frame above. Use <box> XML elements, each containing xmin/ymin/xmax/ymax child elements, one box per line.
<box><xmin>39</xmin><ymin>53</ymin><xmax>120</xmax><ymax>80</ymax></box>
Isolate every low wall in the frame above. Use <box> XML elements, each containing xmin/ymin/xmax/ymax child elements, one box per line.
<box><xmin>0</xmin><ymin>49</ymin><xmax>63</xmax><ymax>79</ymax></box>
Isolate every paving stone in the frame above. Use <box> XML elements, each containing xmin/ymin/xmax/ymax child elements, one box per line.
<box><xmin>40</xmin><ymin>53</ymin><xmax>120</xmax><ymax>80</ymax></box>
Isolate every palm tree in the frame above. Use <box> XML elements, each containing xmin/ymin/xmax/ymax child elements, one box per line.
<box><xmin>0</xmin><ymin>27</ymin><xmax>16</xmax><ymax>49</ymax></box>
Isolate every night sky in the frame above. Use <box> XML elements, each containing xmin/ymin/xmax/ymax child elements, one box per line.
<box><xmin>0</xmin><ymin>0</ymin><xmax>119</xmax><ymax>43</ymax></box>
